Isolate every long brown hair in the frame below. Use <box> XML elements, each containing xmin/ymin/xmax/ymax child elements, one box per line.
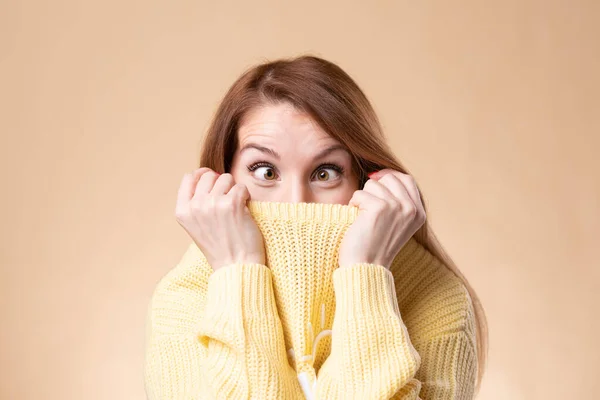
<box><xmin>198</xmin><ymin>55</ymin><xmax>488</xmax><ymax>393</ymax></box>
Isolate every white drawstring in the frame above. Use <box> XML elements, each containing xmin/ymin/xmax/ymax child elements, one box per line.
<box><xmin>298</xmin><ymin>372</ymin><xmax>316</xmax><ymax>400</ymax></box>
<box><xmin>289</xmin><ymin>303</ymin><xmax>331</xmax><ymax>399</ymax></box>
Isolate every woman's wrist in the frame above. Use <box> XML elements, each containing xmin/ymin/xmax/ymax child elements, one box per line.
<box><xmin>338</xmin><ymin>258</ymin><xmax>390</xmax><ymax>269</ymax></box>
<box><xmin>213</xmin><ymin>255</ymin><xmax>266</xmax><ymax>271</ymax></box>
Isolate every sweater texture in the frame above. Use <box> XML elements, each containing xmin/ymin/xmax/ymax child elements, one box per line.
<box><xmin>144</xmin><ymin>200</ymin><xmax>478</xmax><ymax>399</ymax></box>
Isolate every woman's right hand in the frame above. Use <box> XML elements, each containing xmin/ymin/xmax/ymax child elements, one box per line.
<box><xmin>175</xmin><ymin>167</ymin><xmax>266</xmax><ymax>271</ymax></box>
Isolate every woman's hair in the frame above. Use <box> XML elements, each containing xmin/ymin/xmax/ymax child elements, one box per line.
<box><xmin>198</xmin><ymin>55</ymin><xmax>488</xmax><ymax>392</ymax></box>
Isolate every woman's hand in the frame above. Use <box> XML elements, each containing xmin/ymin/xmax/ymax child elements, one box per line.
<box><xmin>338</xmin><ymin>169</ymin><xmax>427</xmax><ymax>269</ymax></box>
<box><xmin>175</xmin><ymin>168</ymin><xmax>266</xmax><ymax>271</ymax></box>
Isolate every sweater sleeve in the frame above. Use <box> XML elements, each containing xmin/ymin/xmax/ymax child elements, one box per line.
<box><xmin>196</xmin><ymin>263</ymin><xmax>304</xmax><ymax>398</ymax></box>
<box><xmin>315</xmin><ymin>264</ymin><xmax>477</xmax><ymax>400</ymax></box>
<box><xmin>144</xmin><ymin>262</ymin><xmax>304</xmax><ymax>399</ymax></box>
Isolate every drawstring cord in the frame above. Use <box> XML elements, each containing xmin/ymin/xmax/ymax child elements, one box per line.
<box><xmin>287</xmin><ymin>303</ymin><xmax>332</xmax><ymax>399</ymax></box>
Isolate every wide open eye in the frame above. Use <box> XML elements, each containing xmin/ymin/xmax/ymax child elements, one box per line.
<box><xmin>247</xmin><ymin>162</ymin><xmax>279</xmax><ymax>181</ymax></box>
<box><xmin>312</xmin><ymin>163</ymin><xmax>345</xmax><ymax>182</ymax></box>
<box><xmin>254</xmin><ymin>166</ymin><xmax>277</xmax><ymax>181</ymax></box>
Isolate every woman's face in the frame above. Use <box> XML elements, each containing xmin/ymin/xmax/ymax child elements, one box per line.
<box><xmin>230</xmin><ymin>102</ymin><xmax>360</xmax><ymax>205</ymax></box>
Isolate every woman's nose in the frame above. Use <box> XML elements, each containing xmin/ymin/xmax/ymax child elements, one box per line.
<box><xmin>285</xmin><ymin>182</ymin><xmax>313</xmax><ymax>204</ymax></box>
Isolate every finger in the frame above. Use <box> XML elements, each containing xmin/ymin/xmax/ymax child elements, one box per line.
<box><xmin>175</xmin><ymin>173</ymin><xmax>195</xmax><ymax>215</ymax></box>
<box><xmin>348</xmin><ymin>189</ymin><xmax>386</xmax><ymax>211</ymax></box>
<box><xmin>376</xmin><ymin>170</ymin><xmax>424</xmax><ymax>212</ymax></box>
<box><xmin>211</xmin><ymin>173</ymin><xmax>235</xmax><ymax>195</ymax></box>
<box><xmin>362</xmin><ymin>178</ymin><xmax>396</xmax><ymax>202</ymax></box>
<box><xmin>392</xmin><ymin>172</ymin><xmax>424</xmax><ymax>214</ymax></box>
<box><xmin>377</xmin><ymin>173</ymin><xmax>412</xmax><ymax>204</ymax></box>
<box><xmin>176</xmin><ymin>168</ymin><xmax>213</xmax><ymax>215</ymax></box>
<box><xmin>380</xmin><ymin>171</ymin><xmax>426</xmax><ymax>223</ymax></box>
<box><xmin>227</xmin><ymin>182</ymin><xmax>251</xmax><ymax>205</ymax></box>
<box><xmin>194</xmin><ymin>170</ymin><xmax>220</xmax><ymax>197</ymax></box>
<box><xmin>177</xmin><ymin>173</ymin><xmax>194</xmax><ymax>204</ymax></box>
<box><xmin>178</xmin><ymin>168</ymin><xmax>212</xmax><ymax>201</ymax></box>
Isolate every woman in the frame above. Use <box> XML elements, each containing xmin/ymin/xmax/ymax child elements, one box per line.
<box><xmin>144</xmin><ymin>56</ymin><xmax>488</xmax><ymax>399</ymax></box>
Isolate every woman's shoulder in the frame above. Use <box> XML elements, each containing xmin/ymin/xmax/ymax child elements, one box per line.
<box><xmin>149</xmin><ymin>242</ymin><xmax>212</xmax><ymax>305</ymax></box>
<box><xmin>392</xmin><ymin>239</ymin><xmax>476</xmax><ymax>344</ymax></box>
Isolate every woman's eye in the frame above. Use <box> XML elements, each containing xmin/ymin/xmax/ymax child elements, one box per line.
<box><xmin>248</xmin><ymin>162</ymin><xmax>344</xmax><ymax>183</ymax></box>
<box><xmin>314</xmin><ymin>167</ymin><xmax>341</xmax><ymax>182</ymax></box>
<box><xmin>253</xmin><ymin>166</ymin><xmax>278</xmax><ymax>181</ymax></box>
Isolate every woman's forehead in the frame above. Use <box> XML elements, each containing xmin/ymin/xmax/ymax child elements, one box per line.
<box><xmin>238</xmin><ymin>103</ymin><xmax>337</xmax><ymax>148</ymax></box>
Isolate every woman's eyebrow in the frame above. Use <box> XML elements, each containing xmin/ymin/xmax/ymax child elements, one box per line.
<box><xmin>239</xmin><ymin>143</ymin><xmax>348</xmax><ymax>161</ymax></box>
<box><xmin>314</xmin><ymin>144</ymin><xmax>348</xmax><ymax>160</ymax></box>
<box><xmin>239</xmin><ymin>143</ymin><xmax>281</xmax><ymax>160</ymax></box>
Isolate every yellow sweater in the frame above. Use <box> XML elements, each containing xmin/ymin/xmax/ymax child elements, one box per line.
<box><xmin>144</xmin><ymin>200</ymin><xmax>478</xmax><ymax>399</ymax></box>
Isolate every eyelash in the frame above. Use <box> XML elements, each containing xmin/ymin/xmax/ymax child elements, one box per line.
<box><xmin>246</xmin><ymin>161</ymin><xmax>345</xmax><ymax>179</ymax></box>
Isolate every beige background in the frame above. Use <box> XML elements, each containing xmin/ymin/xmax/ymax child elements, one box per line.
<box><xmin>1</xmin><ymin>0</ymin><xmax>598</xmax><ymax>399</ymax></box>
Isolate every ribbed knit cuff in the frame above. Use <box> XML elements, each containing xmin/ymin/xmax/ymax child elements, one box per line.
<box><xmin>333</xmin><ymin>263</ymin><xmax>401</xmax><ymax>319</ymax></box>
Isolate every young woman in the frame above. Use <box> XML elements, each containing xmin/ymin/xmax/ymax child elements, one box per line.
<box><xmin>144</xmin><ymin>56</ymin><xmax>488</xmax><ymax>399</ymax></box>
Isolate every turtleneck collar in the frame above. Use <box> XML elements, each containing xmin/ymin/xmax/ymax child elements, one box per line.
<box><xmin>240</xmin><ymin>200</ymin><xmax>429</xmax><ymax>379</ymax></box>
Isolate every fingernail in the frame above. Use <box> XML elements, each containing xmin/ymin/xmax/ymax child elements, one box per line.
<box><xmin>368</xmin><ymin>171</ymin><xmax>379</xmax><ymax>178</ymax></box>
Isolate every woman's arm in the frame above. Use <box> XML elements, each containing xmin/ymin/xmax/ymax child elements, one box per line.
<box><xmin>144</xmin><ymin>258</ymin><xmax>304</xmax><ymax>399</ymax></box>
<box><xmin>196</xmin><ymin>262</ymin><xmax>304</xmax><ymax>398</ymax></box>
<box><xmin>315</xmin><ymin>263</ymin><xmax>477</xmax><ymax>400</ymax></box>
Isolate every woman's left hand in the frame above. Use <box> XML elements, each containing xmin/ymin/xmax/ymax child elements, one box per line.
<box><xmin>338</xmin><ymin>169</ymin><xmax>427</xmax><ymax>269</ymax></box>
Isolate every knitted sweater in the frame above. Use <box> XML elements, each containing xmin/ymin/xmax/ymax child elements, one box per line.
<box><xmin>144</xmin><ymin>200</ymin><xmax>478</xmax><ymax>399</ymax></box>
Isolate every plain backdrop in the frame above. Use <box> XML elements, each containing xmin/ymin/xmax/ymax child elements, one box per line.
<box><xmin>1</xmin><ymin>1</ymin><xmax>598</xmax><ymax>399</ymax></box>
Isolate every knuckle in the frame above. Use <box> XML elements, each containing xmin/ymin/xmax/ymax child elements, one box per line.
<box><xmin>216</xmin><ymin>172</ymin><xmax>231</xmax><ymax>181</ymax></box>
<box><xmin>219</xmin><ymin>174</ymin><xmax>235</xmax><ymax>187</ymax></box>
<box><xmin>192</xmin><ymin>167</ymin><xmax>212</xmax><ymax>178</ymax></box>
<box><xmin>404</xmin><ymin>204</ymin><xmax>417</xmax><ymax>217</ymax></box>
<box><xmin>232</xmin><ymin>182</ymin><xmax>248</xmax><ymax>195</ymax></box>
<box><xmin>237</xmin><ymin>182</ymin><xmax>248</xmax><ymax>190</ymax></box>
<box><xmin>203</xmin><ymin>170</ymin><xmax>219</xmax><ymax>179</ymax></box>
<box><xmin>190</xmin><ymin>198</ymin><xmax>205</xmax><ymax>213</ymax></box>
<box><xmin>390</xmin><ymin>200</ymin><xmax>402</xmax><ymax>212</ymax></box>
<box><xmin>174</xmin><ymin>208</ymin><xmax>189</xmax><ymax>221</ymax></box>
<box><xmin>379</xmin><ymin>173</ymin><xmax>394</xmax><ymax>183</ymax></box>
<box><xmin>373</xmin><ymin>198</ymin><xmax>387</xmax><ymax>211</ymax></box>
<box><xmin>216</xmin><ymin>197</ymin><xmax>235</xmax><ymax>211</ymax></box>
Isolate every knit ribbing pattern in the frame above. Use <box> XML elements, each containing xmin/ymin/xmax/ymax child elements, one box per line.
<box><xmin>246</xmin><ymin>201</ymin><xmax>358</xmax><ymax>380</ymax></box>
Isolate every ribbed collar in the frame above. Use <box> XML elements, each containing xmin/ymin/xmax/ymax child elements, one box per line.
<box><xmin>247</xmin><ymin>200</ymin><xmax>359</xmax><ymax>223</ymax></box>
